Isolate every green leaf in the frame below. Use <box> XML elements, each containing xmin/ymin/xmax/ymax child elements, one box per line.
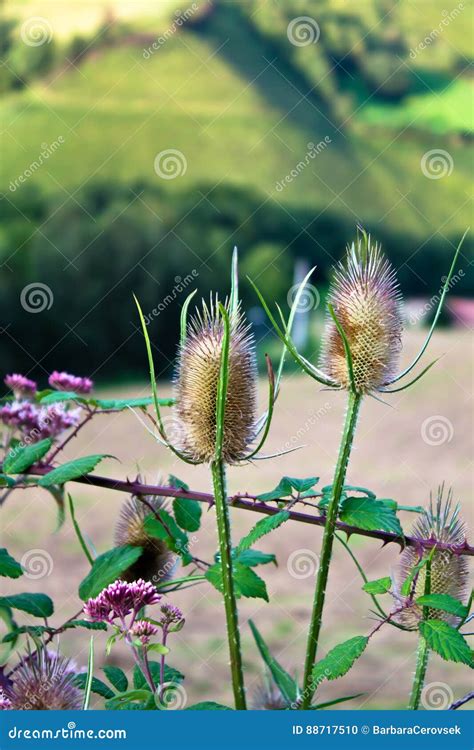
<box><xmin>206</xmin><ymin>562</ymin><xmax>269</xmax><ymax>601</ymax></box>
<box><xmin>173</xmin><ymin>497</ymin><xmax>202</xmax><ymax>532</ymax></box>
<box><xmin>0</xmin><ymin>548</ymin><xmax>23</xmax><ymax>579</ymax></box>
<box><xmin>419</xmin><ymin>620</ymin><xmax>472</xmax><ymax>666</ymax></box>
<box><xmin>249</xmin><ymin>619</ymin><xmax>298</xmax><ymax>704</ymax></box>
<box><xmin>3</xmin><ymin>438</ymin><xmax>52</xmax><ymax>474</ymax></box>
<box><xmin>65</xmin><ymin>620</ymin><xmax>107</xmax><ymax>631</ymax></box>
<box><xmin>78</xmin><ymin>545</ymin><xmax>143</xmax><ymax>600</ymax></box>
<box><xmin>3</xmin><ymin>625</ymin><xmax>50</xmax><ymax>643</ymax></box>
<box><xmin>416</xmin><ymin>594</ymin><xmax>469</xmax><ymax>619</ymax></box>
<box><xmin>256</xmin><ymin>476</ymin><xmax>318</xmax><ymax>501</ymax></box>
<box><xmin>96</xmin><ymin>397</ymin><xmax>174</xmax><ymax>410</ymax></box>
<box><xmin>0</xmin><ymin>475</ymin><xmax>16</xmax><ymax>487</ymax></box>
<box><xmin>103</xmin><ymin>666</ymin><xmax>128</xmax><ymax>692</ymax></box>
<box><xmin>105</xmin><ymin>689</ymin><xmax>153</xmax><ymax>710</ymax></box>
<box><xmin>0</xmin><ymin>593</ymin><xmax>53</xmax><ymax>618</ymax></box>
<box><xmin>285</xmin><ymin>476</ymin><xmax>319</xmax><ymax>493</ymax></box>
<box><xmin>40</xmin><ymin>391</ymin><xmax>84</xmax><ymax>404</ymax></box>
<box><xmin>168</xmin><ymin>475</ymin><xmax>189</xmax><ymax>491</ymax></box>
<box><xmin>73</xmin><ymin>673</ymin><xmax>114</xmax><ymax>699</ymax></box>
<box><xmin>133</xmin><ymin>662</ymin><xmax>184</xmax><ymax>689</ymax></box>
<box><xmin>185</xmin><ymin>702</ymin><xmax>231</xmax><ymax>710</ymax></box>
<box><xmin>146</xmin><ymin>643</ymin><xmax>170</xmax><ymax>655</ymax></box>
<box><xmin>401</xmin><ymin>557</ymin><xmax>430</xmax><ymax>597</ymax></box>
<box><xmin>362</xmin><ymin>577</ymin><xmax>392</xmax><ymax>595</ymax></box>
<box><xmin>235</xmin><ymin>549</ymin><xmax>276</xmax><ymax>567</ymax></box>
<box><xmin>312</xmin><ymin>636</ymin><xmax>369</xmax><ymax>686</ymax></box>
<box><xmin>39</xmin><ymin>454</ymin><xmax>109</xmax><ymax>487</ymax></box>
<box><xmin>82</xmin><ymin>636</ymin><xmax>95</xmax><ymax>710</ymax></box>
<box><xmin>310</xmin><ymin>693</ymin><xmax>364</xmax><ymax>709</ymax></box>
<box><xmin>144</xmin><ymin>512</ymin><xmax>192</xmax><ymax>565</ymax></box>
<box><xmin>236</xmin><ymin>511</ymin><xmax>289</xmax><ymax>554</ymax></box>
<box><xmin>339</xmin><ymin>497</ymin><xmax>403</xmax><ymax>535</ymax></box>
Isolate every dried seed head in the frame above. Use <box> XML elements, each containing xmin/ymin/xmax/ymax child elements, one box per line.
<box><xmin>251</xmin><ymin>678</ymin><xmax>288</xmax><ymax>710</ymax></box>
<box><xmin>174</xmin><ymin>298</ymin><xmax>257</xmax><ymax>464</ymax></box>
<box><xmin>5</xmin><ymin>650</ymin><xmax>82</xmax><ymax>710</ymax></box>
<box><xmin>115</xmin><ymin>492</ymin><xmax>177</xmax><ymax>586</ymax></box>
<box><xmin>394</xmin><ymin>486</ymin><xmax>470</xmax><ymax>628</ymax></box>
<box><xmin>321</xmin><ymin>234</ymin><xmax>403</xmax><ymax>393</ymax></box>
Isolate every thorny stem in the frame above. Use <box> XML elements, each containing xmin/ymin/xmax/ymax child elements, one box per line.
<box><xmin>16</xmin><ymin>465</ymin><xmax>474</xmax><ymax>556</ymax></box>
<box><xmin>408</xmin><ymin>559</ymin><xmax>431</xmax><ymax>710</ymax></box>
<box><xmin>211</xmin><ymin>459</ymin><xmax>246</xmax><ymax>710</ymax></box>
<box><xmin>300</xmin><ymin>391</ymin><xmax>362</xmax><ymax>709</ymax></box>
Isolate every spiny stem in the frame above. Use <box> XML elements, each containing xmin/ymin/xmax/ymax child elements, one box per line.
<box><xmin>300</xmin><ymin>391</ymin><xmax>362</xmax><ymax>708</ymax></box>
<box><xmin>408</xmin><ymin>558</ymin><xmax>431</xmax><ymax>709</ymax></box>
<box><xmin>211</xmin><ymin>459</ymin><xmax>246</xmax><ymax>710</ymax></box>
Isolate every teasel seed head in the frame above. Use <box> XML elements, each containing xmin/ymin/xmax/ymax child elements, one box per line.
<box><xmin>115</xmin><ymin>489</ymin><xmax>177</xmax><ymax>586</ymax></box>
<box><xmin>321</xmin><ymin>233</ymin><xmax>403</xmax><ymax>393</ymax></box>
<box><xmin>393</xmin><ymin>486</ymin><xmax>470</xmax><ymax>628</ymax></box>
<box><xmin>5</xmin><ymin>649</ymin><xmax>82</xmax><ymax>710</ymax></box>
<box><xmin>174</xmin><ymin>298</ymin><xmax>258</xmax><ymax>464</ymax></box>
<box><xmin>251</xmin><ymin>676</ymin><xmax>288</xmax><ymax>710</ymax></box>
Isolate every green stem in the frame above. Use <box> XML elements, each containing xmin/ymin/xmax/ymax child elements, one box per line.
<box><xmin>211</xmin><ymin>459</ymin><xmax>246</xmax><ymax>710</ymax></box>
<box><xmin>408</xmin><ymin>558</ymin><xmax>431</xmax><ymax>709</ymax></box>
<box><xmin>300</xmin><ymin>391</ymin><xmax>362</xmax><ymax>708</ymax></box>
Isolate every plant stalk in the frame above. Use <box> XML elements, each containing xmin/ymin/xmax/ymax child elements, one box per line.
<box><xmin>300</xmin><ymin>391</ymin><xmax>362</xmax><ymax>708</ymax></box>
<box><xmin>211</xmin><ymin>458</ymin><xmax>246</xmax><ymax>710</ymax></box>
<box><xmin>408</xmin><ymin>558</ymin><xmax>431</xmax><ymax>709</ymax></box>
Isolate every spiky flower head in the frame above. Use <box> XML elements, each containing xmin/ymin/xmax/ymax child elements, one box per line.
<box><xmin>393</xmin><ymin>486</ymin><xmax>469</xmax><ymax>628</ymax></box>
<box><xmin>174</xmin><ymin>298</ymin><xmax>257</xmax><ymax>464</ymax></box>
<box><xmin>321</xmin><ymin>233</ymin><xmax>403</xmax><ymax>393</ymax></box>
<box><xmin>115</xmin><ymin>492</ymin><xmax>176</xmax><ymax>586</ymax></box>
<box><xmin>4</xmin><ymin>650</ymin><xmax>82</xmax><ymax>710</ymax></box>
<box><xmin>251</xmin><ymin>677</ymin><xmax>288</xmax><ymax>710</ymax></box>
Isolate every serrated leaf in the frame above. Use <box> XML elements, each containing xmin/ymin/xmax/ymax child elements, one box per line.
<box><xmin>312</xmin><ymin>636</ymin><xmax>369</xmax><ymax>686</ymax></box>
<box><xmin>249</xmin><ymin>619</ymin><xmax>298</xmax><ymax>704</ymax></box>
<box><xmin>236</xmin><ymin>511</ymin><xmax>289</xmax><ymax>554</ymax></box>
<box><xmin>419</xmin><ymin>619</ymin><xmax>472</xmax><ymax>666</ymax></box>
<box><xmin>103</xmin><ymin>666</ymin><xmax>128</xmax><ymax>692</ymax></box>
<box><xmin>173</xmin><ymin>497</ymin><xmax>202</xmax><ymax>532</ymax></box>
<box><xmin>144</xmin><ymin>512</ymin><xmax>192</xmax><ymax>565</ymax></box>
<box><xmin>206</xmin><ymin>562</ymin><xmax>269</xmax><ymax>601</ymax></box>
<box><xmin>416</xmin><ymin>594</ymin><xmax>468</xmax><ymax>619</ymax></box>
<box><xmin>401</xmin><ymin>557</ymin><xmax>429</xmax><ymax>597</ymax></box>
<box><xmin>235</xmin><ymin>549</ymin><xmax>276</xmax><ymax>567</ymax></box>
<box><xmin>0</xmin><ymin>593</ymin><xmax>53</xmax><ymax>618</ymax></box>
<box><xmin>168</xmin><ymin>475</ymin><xmax>189</xmax><ymax>491</ymax></box>
<box><xmin>322</xmin><ymin>484</ymin><xmax>376</xmax><ymax>499</ymax></box>
<box><xmin>3</xmin><ymin>625</ymin><xmax>50</xmax><ymax>643</ymax></box>
<box><xmin>256</xmin><ymin>478</ymin><xmax>293</xmax><ymax>502</ymax></box>
<box><xmin>39</xmin><ymin>454</ymin><xmax>110</xmax><ymax>487</ymax></box>
<box><xmin>185</xmin><ymin>702</ymin><xmax>231</xmax><ymax>710</ymax></box>
<box><xmin>73</xmin><ymin>673</ymin><xmax>114</xmax><ymax>699</ymax></box>
<box><xmin>79</xmin><ymin>545</ymin><xmax>143</xmax><ymax>600</ymax></box>
<box><xmin>3</xmin><ymin>438</ymin><xmax>52</xmax><ymax>474</ymax></box>
<box><xmin>362</xmin><ymin>577</ymin><xmax>392</xmax><ymax>595</ymax></box>
<box><xmin>133</xmin><ymin>662</ymin><xmax>184</xmax><ymax>689</ymax></box>
<box><xmin>105</xmin><ymin>689</ymin><xmax>152</xmax><ymax>709</ymax></box>
<box><xmin>0</xmin><ymin>548</ymin><xmax>23</xmax><ymax>579</ymax></box>
<box><xmin>339</xmin><ymin>497</ymin><xmax>402</xmax><ymax>535</ymax></box>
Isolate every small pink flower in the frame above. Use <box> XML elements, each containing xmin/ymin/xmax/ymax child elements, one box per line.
<box><xmin>130</xmin><ymin>619</ymin><xmax>159</xmax><ymax>644</ymax></box>
<box><xmin>48</xmin><ymin>371</ymin><xmax>93</xmax><ymax>395</ymax></box>
<box><xmin>4</xmin><ymin>374</ymin><xmax>37</xmax><ymax>399</ymax></box>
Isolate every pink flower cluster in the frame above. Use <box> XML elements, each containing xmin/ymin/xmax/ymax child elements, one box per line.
<box><xmin>84</xmin><ymin>579</ymin><xmax>162</xmax><ymax>624</ymax></box>
<box><xmin>1</xmin><ymin>371</ymin><xmax>94</xmax><ymax>443</ymax></box>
